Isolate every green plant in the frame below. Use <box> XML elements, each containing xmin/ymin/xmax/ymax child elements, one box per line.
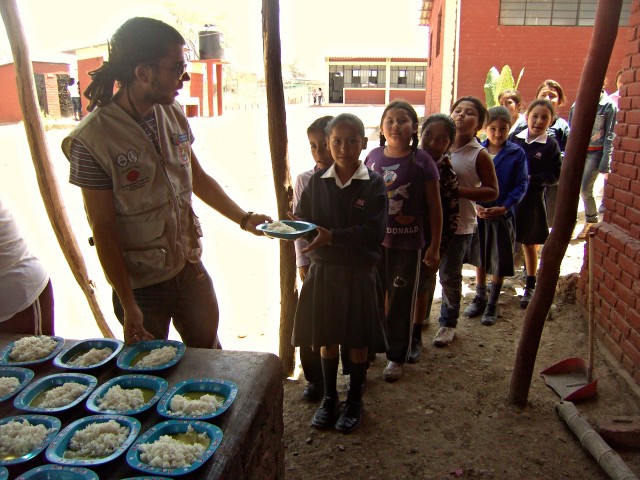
<box><xmin>484</xmin><ymin>65</ymin><xmax>525</xmax><ymax>108</ymax></box>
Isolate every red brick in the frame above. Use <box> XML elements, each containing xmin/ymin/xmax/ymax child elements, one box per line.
<box><xmin>603</xmin><ymin>333</ymin><xmax>623</xmax><ymax>362</ymax></box>
<box><xmin>621</xmin><ymin>339</ymin><xmax>640</xmax><ymax>366</ymax></box>
<box><xmin>616</xmin><ymin>163</ymin><xmax>638</xmax><ymax>180</ymax></box>
<box><xmin>616</xmin><ymin>283</ymin><xmax>636</xmax><ymax>311</ymax></box>
<box><xmin>631</xmin><ymin>180</ymin><xmax>640</xmax><ymax>196</ymax></box>
<box><xmin>612</xmin><ymin>212</ymin><xmax>632</xmax><ymax>231</ymax></box>
<box><xmin>628</xmin><ymin>308</ymin><xmax>640</xmax><ymax>331</ymax></box>
<box><xmin>620</xmin><ymin>271</ymin><xmax>634</xmax><ymax>289</ymax></box>
<box><xmin>619</xmin><ymin>253</ymin><xmax>640</xmax><ymax>278</ymax></box>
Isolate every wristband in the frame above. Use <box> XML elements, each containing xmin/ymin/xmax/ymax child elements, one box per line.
<box><xmin>240</xmin><ymin>211</ymin><xmax>254</xmax><ymax>231</ymax></box>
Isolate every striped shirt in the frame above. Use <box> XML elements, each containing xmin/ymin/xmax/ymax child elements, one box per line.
<box><xmin>69</xmin><ymin>112</ymin><xmax>194</xmax><ymax>189</ymax></box>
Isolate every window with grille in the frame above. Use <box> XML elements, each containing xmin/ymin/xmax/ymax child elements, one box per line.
<box><xmin>352</xmin><ymin>69</ymin><xmax>361</xmax><ymax>84</ymax></box>
<box><xmin>499</xmin><ymin>0</ymin><xmax>631</xmax><ymax>26</ymax></box>
<box><xmin>398</xmin><ymin>70</ymin><xmax>407</xmax><ymax>85</ymax></box>
<box><xmin>369</xmin><ymin>69</ymin><xmax>378</xmax><ymax>85</ymax></box>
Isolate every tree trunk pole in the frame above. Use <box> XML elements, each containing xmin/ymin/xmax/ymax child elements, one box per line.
<box><xmin>262</xmin><ymin>0</ymin><xmax>297</xmax><ymax>377</ymax></box>
<box><xmin>0</xmin><ymin>0</ymin><xmax>114</xmax><ymax>338</ymax></box>
<box><xmin>508</xmin><ymin>0</ymin><xmax>622</xmax><ymax>406</ymax></box>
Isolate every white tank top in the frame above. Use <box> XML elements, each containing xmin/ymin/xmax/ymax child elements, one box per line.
<box><xmin>450</xmin><ymin>138</ymin><xmax>483</xmax><ymax>235</ymax></box>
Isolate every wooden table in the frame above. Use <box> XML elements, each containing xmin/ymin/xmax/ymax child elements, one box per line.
<box><xmin>0</xmin><ymin>336</ymin><xmax>284</xmax><ymax>479</ymax></box>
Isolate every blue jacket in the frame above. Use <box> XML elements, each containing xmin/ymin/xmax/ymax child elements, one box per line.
<box><xmin>480</xmin><ymin>140</ymin><xmax>528</xmax><ymax>216</ymax></box>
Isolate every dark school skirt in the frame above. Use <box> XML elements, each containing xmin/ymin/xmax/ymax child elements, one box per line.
<box><xmin>292</xmin><ymin>262</ymin><xmax>387</xmax><ymax>352</ymax></box>
<box><xmin>515</xmin><ymin>188</ymin><xmax>549</xmax><ymax>245</ymax></box>
<box><xmin>468</xmin><ymin>214</ymin><xmax>516</xmax><ymax>277</ymax></box>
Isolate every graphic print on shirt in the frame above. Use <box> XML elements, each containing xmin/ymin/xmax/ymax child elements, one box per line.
<box><xmin>382</xmin><ymin>163</ymin><xmax>415</xmax><ymax>226</ymax></box>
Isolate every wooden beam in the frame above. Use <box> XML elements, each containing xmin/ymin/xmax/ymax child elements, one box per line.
<box><xmin>262</xmin><ymin>0</ymin><xmax>297</xmax><ymax>376</ymax></box>
<box><xmin>0</xmin><ymin>0</ymin><xmax>114</xmax><ymax>338</ymax></box>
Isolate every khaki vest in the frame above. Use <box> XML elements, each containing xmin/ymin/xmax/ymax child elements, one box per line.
<box><xmin>62</xmin><ymin>101</ymin><xmax>202</xmax><ymax>289</ymax></box>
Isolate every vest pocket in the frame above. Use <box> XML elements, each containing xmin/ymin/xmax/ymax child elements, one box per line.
<box><xmin>119</xmin><ymin>219</ymin><xmax>170</xmax><ymax>273</ymax></box>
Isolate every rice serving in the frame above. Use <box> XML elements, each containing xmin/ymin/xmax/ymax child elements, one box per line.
<box><xmin>37</xmin><ymin>382</ymin><xmax>87</xmax><ymax>408</ymax></box>
<box><xmin>68</xmin><ymin>347</ymin><xmax>114</xmax><ymax>367</ymax></box>
<box><xmin>65</xmin><ymin>420</ymin><xmax>129</xmax><ymax>459</ymax></box>
<box><xmin>0</xmin><ymin>376</ymin><xmax>20</xmax><ymax>397</ymax></box>
<box><xmin>0</xmin><ymin>419</ymin><xmax>50</xmax><ymax>458</ymax></box>
<box><xmin>135</xmin><ymin>345</ymin><xmax>177</xmax><ymax>367</ymax></box>
<box><xmin>169</xmin><ymin>393</ymin><xmax>222</xmax><ymax>417</ymax></box>
<box><xmin>97</xmin><ymin>384</ymin><xmax>145</xmax><ymax>412</ymax></box>
<box><xmin>139</xmin><ymin>425</ymin><xmax>209</xmax><ymax>468</ymax></box>
<box><xmin>264</xmin><ymin>221</ymin><xmax>297</xmax><ymax>234</ymax></box>
<box><xmin>9</xmin><ymin>336</ymin><xmax>58</xmax><ymax>362</ymax></box>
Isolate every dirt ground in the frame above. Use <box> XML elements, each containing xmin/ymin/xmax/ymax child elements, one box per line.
<box><xmin>282</xmin><ymin>242</ymin><xmax>640</xmax><ymax>480</ymax></box>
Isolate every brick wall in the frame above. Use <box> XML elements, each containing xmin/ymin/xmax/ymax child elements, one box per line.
<box><xmin>424</xmin><ymin>0</ymin><xmax>445</xmax><ymax>115</ymax></box>
<box><xmin>577</xmin><ymin>0</ymin><xmax>640</xmax><ymax>387</ymax></box>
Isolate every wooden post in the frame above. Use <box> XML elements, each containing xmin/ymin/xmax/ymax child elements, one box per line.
<box><xmin>507</xmin><ymin>0</ymin><xmax>622</xmax><ymax>406</ymax></box>
<box><xmin>262</xmin><ymin>0</ymin><xmax>297</xmax><ymax>376</ymax></box>
<box><xmin>0</xmin><ymin>0</ymin><xmax>114</xmax><ymax>338</ymax></box>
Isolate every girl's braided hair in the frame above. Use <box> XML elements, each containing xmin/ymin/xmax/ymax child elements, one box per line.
<box><xmin>84</xmin><ymin>17</ymin><xmax>185</xmax><ymax>112</ymax></box>
<box><xmin>379</xmin><ymin>100</ymin><xmax>419</xmax><ymax>151</ymax></box>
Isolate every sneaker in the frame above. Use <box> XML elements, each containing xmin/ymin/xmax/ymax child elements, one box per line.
<box><xmin>382</xmin><ymin>361</ymin><xmax>403</xmax><ymax>382</ymax></box>
<box><xmin>432</xmin><ymin>327</ymin><xmax>455</xmax><ymax>347</ymax></box>
<box><xmin>464</xmin><ymin>295</ymin><xmax>487</xmax><ymax>317</ymax></box>
<box><xmin>300</xmin><ymin>382</ymin><xmax>323</xmax><ymax>402</ymax></box>
<box><xmin>520</xmin><ymin>288</ymin><xmax>534</xmax><ymax>308</ymax></box>
<box><xmin>407</xmin><ymin>337</ymin><xmax>423</xmax><ymax>363</ymax></box>
<box><xmin>481</xmin><ymin>304</ymin><xmax>498</xmax><ymax>326</ymax></box>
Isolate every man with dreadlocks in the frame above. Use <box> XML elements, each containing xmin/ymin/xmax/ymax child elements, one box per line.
<box><xmin>62</xmin><ymin>17</ymin><xmax>271</xmax><ymax>347</ymax></box>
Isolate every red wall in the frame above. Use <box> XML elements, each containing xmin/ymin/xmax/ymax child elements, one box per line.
<box><xmin>345</xmin><ymin>89</ymin><xmax>386</xmax><ymax>104</ymax></box>
<box><xmin>389</xmin><ymin>89</ymin><xmax>425</xmax><ymax>104</ymax></box>
<box><xmin>457</xmin><ymin>2</ymin><xmax>630</xmax><ymax>119</ymax></box>
<box><xmin>425</xmin><ymin>0</ymin><xmax>446</xmax><ymax>115</ymax></box>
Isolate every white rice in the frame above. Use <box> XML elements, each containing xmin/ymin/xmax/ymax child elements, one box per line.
<box><xmin>68</xmin><ymin>347</ymin><xmax>114</xmax><ymax>367</ymax></box>
<box><xmin>9</xmin><ymin>336</ymin><xmax>58</xmax><ymax>362</ymax></box>
<box><xmin>37</xmin><ymin>382</ymin><xmax>87</xmax><ymax>408</ymax></box>
<box><xmin>0</xmin><ymin>419</ymin><xmax>50</xmax><ymax>458</ymax></box>
<box><xmin>97</xmin><ymin>384</ymin><xmax>145</xmax><ymax>412</ymax></box>
<box><xmin>139</xmin><ymin>425</ymin><xmax>208</xmax><ymax>468</ymax></box>
<box><xmin>265</xmin><ymin>221</ymin><xmax>297</xmax><ymax>234</ymax></box>
<box><xmin>169</xmin><ymin>393</ymin><xmax>222</xmax><ymax>417</ymax></box>
<box><xmin>135</xmin><ymin>345</ymin><xmax>177</xmax><ymax>367</ymax></box>
<box><xmin>0</xmin><ymin>376</ymin><xmax>20</xmax><ymax>397</ymax></box>
<box><xmin>66</xmin><ymin>420</ymin><xmax>129</xmax><ymax>459</ymax></box>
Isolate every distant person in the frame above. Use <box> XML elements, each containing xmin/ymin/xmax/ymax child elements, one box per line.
<box><xmin>0</xmin><ymin>197</ymin><xmax>54</xmax><ymax>335</ymax></box>
<box><xmin>464</xmin><ymin>106</ymin><xmax>528</xmax><ymax>325</ymax></box>
<box><xmin>365</xmin><ymin>100</ymin><xmax>442</xmax><ymax>381</ymax></box>
<box><xmin>67</xmin><ymin>77</ymin><xmax>82</xmax><ymax>121</ymax></box>
<box><xmin>292</xmin><ymin>113</ymin><xmax>387</xmax><ymax>433</ymax></box>
<box><xmin>498</xmin><ymin>89</ymin><xmax>527</xmax><ymax>136</ymax></box>
<box><xmin>312</xmin><ymin>89</ymin><xmax>318</xmax><ymax>105</ymax></box>
<box><xmin>609</xmin><ymin>69</ymin><xmax>623</xmax><ymax>108</ymax></box>
<box><xmin>61</xmin><ymin>17</ymin><xmax>271</xmax><ymax>346</ymax></box>
<box><xmin>317</xmin><ymin>87</ymin><xmax>324</xmax><ymax>106</ymax></box>
<box><xmin>293</xmin><ymin>115</ymin><xmax>334</xmax><ymax>402</ymax></box>
<box><xmin>510</xmin><ymin>99</ymin><xmax>562</xmax><ymax>308</ymax></box>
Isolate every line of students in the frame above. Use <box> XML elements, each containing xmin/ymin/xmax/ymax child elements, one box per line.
<box><xmin>290</xmin><ymin>91</ymin><xmax>564</xmax><ymax>434</ymax></box>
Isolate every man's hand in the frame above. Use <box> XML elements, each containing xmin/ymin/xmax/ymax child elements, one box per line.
<box><xmin>123</xmin><ymin>303</ymin><xmax>154</xmax><ymax>344</ymax></box>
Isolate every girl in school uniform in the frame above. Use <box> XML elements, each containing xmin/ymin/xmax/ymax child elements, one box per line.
<box><xmin>464</xmin><ymin>106</ymin><xmax>528</xmax><ymax>325</ymax></box>
<box><xmin>365</xmin><ymin>100</ymin><xmax>442</xmax><ymax>381</ymax></box>
<box><xmin>510</xmin><ymin>99</ymin><xmax>562</xmax><ymax>308</ymax></box>
<box><xmin>292</xmin><ymin>113</ymin><xmax>387</xmax><ymax>433</ymax></box>
<box><xmin>498</xmin><ymin>89</ymin><xmax>527</xmax><ymax>136</ymax></box>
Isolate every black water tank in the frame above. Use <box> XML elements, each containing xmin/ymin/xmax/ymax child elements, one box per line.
<box><xmin>199</xmin><ymin>27</ymin><xmax>224</xmax><ymax>60</ymax></box>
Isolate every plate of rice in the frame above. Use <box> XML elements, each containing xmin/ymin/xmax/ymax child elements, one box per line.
<box><xmin>14</xmin><ymin>372</ymin><xmax>97</xmax><ymax>414</ymax></box>
<box><xmin>86</xmin><ymin>374</ymin><xmax>169</xmax><ymax>416</ymax></box>
<box><xmin>0</xmin><ymin>414</ymin><xmax>61</xmax><ymax>466</ymax></box>
<box><xmin>0</xmin><ymin>336</ymin><xmax>65</xmax><ymax>366</ymax></box>
<box><xmin>256</xmin><ymin>220</ymin><xmax>317</xmax><ymax>240</ymax></box>
<box><xmin>126</xmin><ymin>419</ymin><xmax>222</xmax><ymax>476</ymax></box>
<box><xmin>16</xmin><ymin>464</ymin><xmax>99</xmax><ymax>480</ymax></box>
<box><xmin>53</xmin><ymin>338</ymin><xmax>124</xmax><ymax>371</ymax></box>
<box><xmin>117</xmin><ymin>340</ymin><xmax>185</xmax><ymax>372</ymax></box>
<box><xmin>0</xmin><ymin>366</ymin><xmax>34</xmax><ymax>402</ymax></box>
<box><xmin>46</xmin><ymin>414</ymin><xmax>140</xmax><ymax>467</ymax></box>
<box><xmin>0</xmin><ymin>467</ymin><xmax>6</xmax><ymax>480</ymax></box>
<box><xmin>157</xmin><ymin>378</ymin><xmax>238</xmax><ymax>421</ymax></box>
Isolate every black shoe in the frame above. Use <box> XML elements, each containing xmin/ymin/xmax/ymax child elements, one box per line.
<box><xmin>464</xmin><ymin>295</ymin><xmax>487</xmax><ymax>317</ymax></box>
<box><xmin>301</xmin><ymin>382</ymin><xmax>323</xmax><ymax>402</ymax></box>
<box><xmin>335</xmin><ymin>399</ymin><xmax>362</xmax><ymax>433</ymax></box>
<box><xmin>481</xmin><ymin>304</ymin><xmax>497</xmax><ymax>326</ymax></box>
<box><xmin>520</xmin><ymin>288</ymin><xmax>534</xmax><ymax>308</ymax></box>
<box><xmin>407</xmin><ymin>337</ymin><xmax>423</xmax><ymax>363</ymax></box>
<box><xmin>311</xmin><ymin>396</ymin><xmax>339</xmax><ymax>428</ymax></box>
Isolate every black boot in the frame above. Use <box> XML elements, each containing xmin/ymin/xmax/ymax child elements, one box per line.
<box><xmin>312</xmin><ymin>396</ymin><xmax>339</xmax><ymax>428</ymax></box>
<box><xmin>335</xmin><ymin>361</ymin><xmax>366</xmax><ymax>433</ymax></box>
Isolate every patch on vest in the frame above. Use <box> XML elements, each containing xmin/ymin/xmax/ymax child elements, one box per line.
<box><xmin>178</xmin><ymin>145</ymin><xmax>190</xmax><ymax>165</ymax></box>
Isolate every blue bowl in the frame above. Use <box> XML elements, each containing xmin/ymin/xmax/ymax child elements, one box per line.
<box><xmin>0</xmin><ymin>336</ymin><xmax>64</xmax><ymax>366</ymax></box>
<box><xmin>126</xmin><ymin>420</ymin><xmax>222</xmax><ymax>477</ymax></box>
<box><xmin>0</xmin><ymin>366</ymin><xmax>34</xmax><ymax>402</ymax></box>
<box><xmin>0</xmin><ymin>414</ymin><xmax>61</xmax><ymax>466</ymax></box>
<box><xmin>0</xmin><ymin>466</ymin><xmax>6</xmax><ymax>480</ymax></box>
<box><xmin>46</xmin><ymin>414</ymin><xmax>141</xmax><ymax>467</ymax></box>
<box><xmin>53</xmin><ymin>338</ymin><xmax>124</xmax><ymax>371</ymax></box>
<box><xmin>86</xmin><ymin>374</ymin><xmax>168</xmax><ymax>416</ymax></box>
<box><xmin>14</xmin><ymin>373</ymin><xmax>97</xmax><ymax>414</ymax></box>
<box><xmin>16</xmin><ymin>464</ymin><xmax>99</xmax><ymax>480</ymax></box>
<box><xmin>157</xmin><ymin>378</ymin><xmax>238</xmax><ymax>420</ymax></box>
<box><xmin>256</xmin><ymin>220</ymin><xmax>316</xmax><ymax>240</ymax></box>
<box><xmin>117</xmin><ymin>340</ymin><xmax>185</xmax><ymax>373</ymax></box>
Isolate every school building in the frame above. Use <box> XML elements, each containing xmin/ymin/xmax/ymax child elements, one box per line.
<box><xmin>420</xmin><ymin>0</ymin><xmax>632</xmax><ymax>118</ymax></box>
